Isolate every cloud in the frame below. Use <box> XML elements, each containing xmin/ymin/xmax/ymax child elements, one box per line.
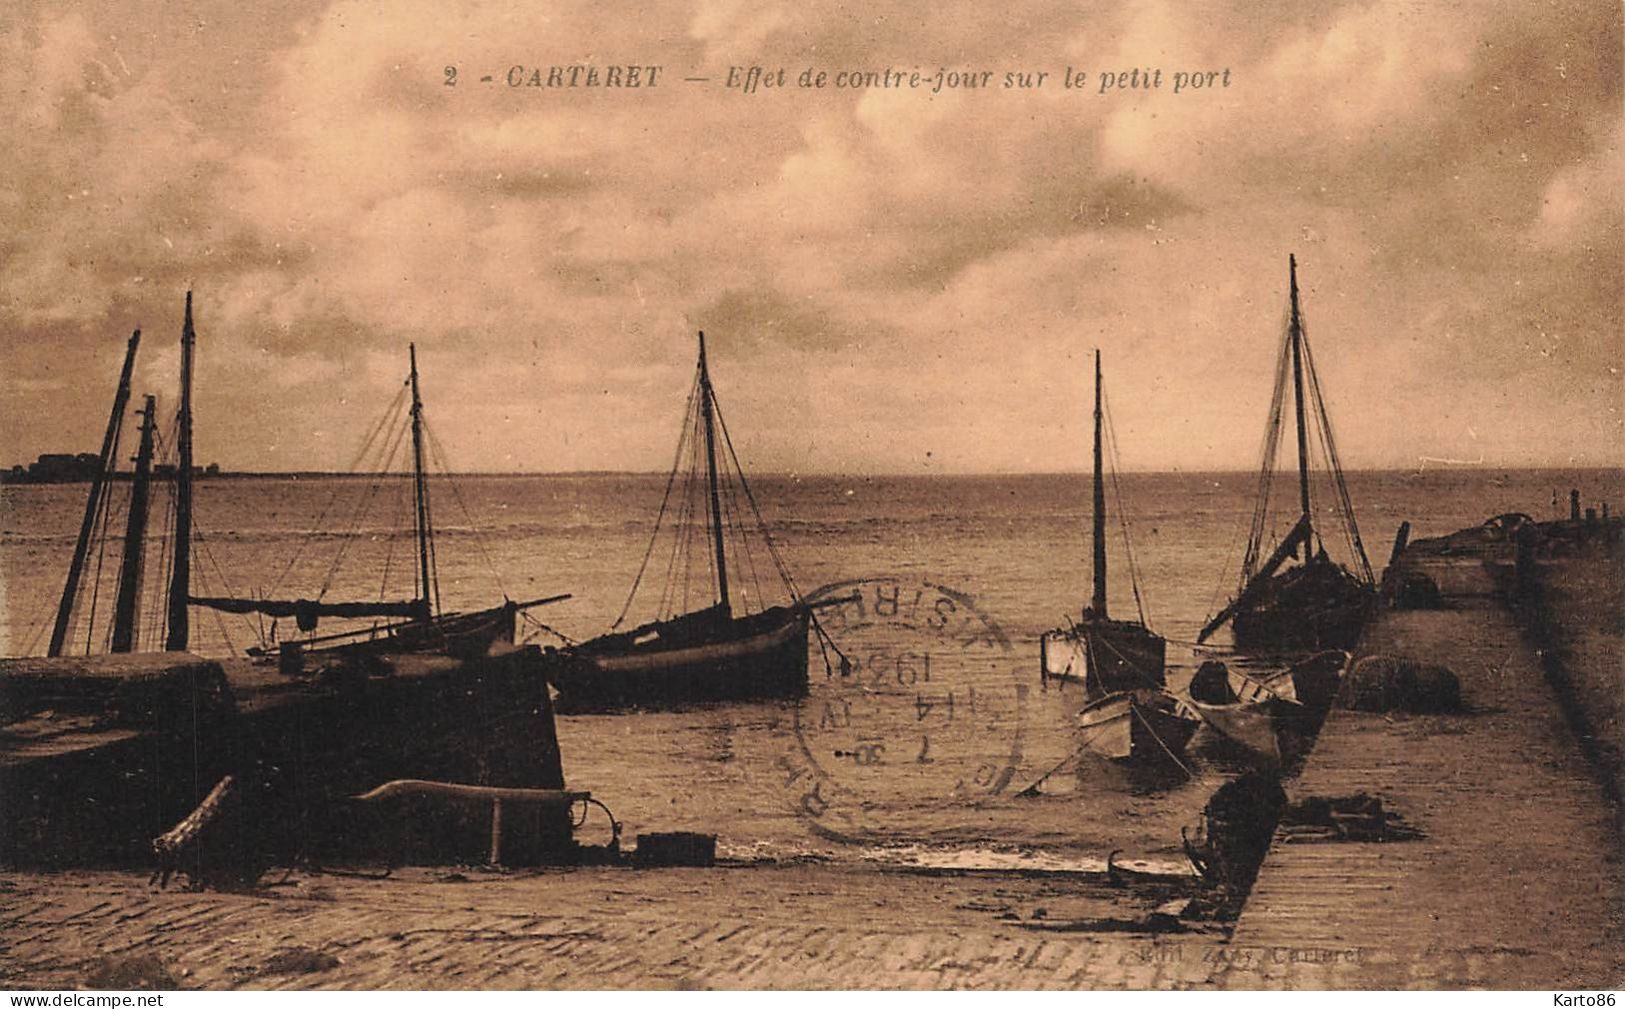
<box><xmin>0</xmin><ymin>0</ymin><xmax>1619</xmax><ymax>473</ymax></box>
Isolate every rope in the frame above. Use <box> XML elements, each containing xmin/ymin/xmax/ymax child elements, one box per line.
<box><xmin>1203</xmin><ymin>301</ymin><xmax>1297</xmax><ymax>634</ymax></box>
<box><xmin>82</xmin><ymin>449</ymin><xmax>125</xmax><ymax>655</ymax></box>
<box><xmin>146</xmin><ymin>438</ymin><xmax>178</xmax><ymax>648</ymax></box>
<box><xmin>266</xmin><ymin>383</ymin><xmax>408</xmax><ymax>599</ymax></box>
<box><xmin>683</xmin><ymin>390</ymin><xmax>707</xmax><ymax>615</ymax></box>
<box><xmin>144</xmin><ymin>418</ymin><xmax>180</xmax><ymax>648</ymax></box>
<box><xmin>1205</xmin><ymin>317</ymin><xmax>1291</xmax><ymax>629</ymax></box>
<box><xmin>188</xmin><ymin>536</ymin><xmax>238</xmax><ymax>653</ymax></box>
<box><xmin>1083</xmin><ymin>624</ymin><xmax>1166</xmax><ymax>691</ymax></box>
<box><xmin>1101</xmin><ymin>390</ymin><xmax>1149</xmax><ymax>628</ymax></box>
<box><xmin>1246</xmin><ymin>319</ymin><xmax>1294</xmax><ymax>582</ymax></box>
<box><xmin>719</xmin><ymin>444</ymin><xmax>766</xmax><ymax>615</ymax></box>
<box><xmin>711</xmin><ymin>396</ymin><xmax>798</xmax><ymax>600</ymax></box>
<box><xmin>423</xmin><ymin>417</ymin><xmax>510</xmax><ymax>600</ymax></box>
<box><xmin>1130</xmin><ymin>702</ymin><xmax>1195</xmax><ymax>778</ymax></box>
<box><xmin>377</xmin><ymin>433</ymin><xmax>409</xmax><ymax>605</ymax></box>
<box><xmin>664</xmin><ymin>391</ymin><xmax>705</xmax><ymax>620</ymax></box>
<box><xmin>518</xmin><ymin>608</ymin><xmax>576</xmax><ymax>646</ymax></box>
<box><xmin>1299</xmin><ymin>321</ymin><xmax>1373</xmax><ymax>584</ymax></box>
<box><xmin>21</xmin><ymin>612</ymin><xmax>50</xmax><ymax>656</ymax></box>
<box><xmin>316</xmin><ymin>412</ymin><xmax>409</xmax><ymax>600</ymax></box>
<box><xmin>421</xmin><ymin>443</ymin><xmax>442</xmax><ymax>618</ymax></box>
<box><xmin>711</xmin><ymin>394</ymin><xmax>848</xmax><ymax>669</ymax></box>
<box><xmin>660</xmin><ymin>407</ymin><xmax>701</xmax><ymax>621</ymax></box>
<box><xmin>1015</xmin><ymin>713</ymin><xmax>1135</xmax><ymax>796</ymax></box>
<box><xmin>613</xmin><ymin>372</ymin><xmax>700</xmax><ymax>630</ymax></box>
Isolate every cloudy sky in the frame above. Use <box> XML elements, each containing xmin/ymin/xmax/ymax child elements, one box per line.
<box><xmin>0</xmin><ymin>0</ymin><xmax>1618</xmax><ymax>473</ymax></box>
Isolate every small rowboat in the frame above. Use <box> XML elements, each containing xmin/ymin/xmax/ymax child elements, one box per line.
<box><xmin>1076</xmin><ymin>691</ymin><xmax>1201</xmax><ymax>764</ymax></box>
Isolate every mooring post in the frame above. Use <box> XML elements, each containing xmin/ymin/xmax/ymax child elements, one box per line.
<box><xmin>1388</xmin><ymin>521</ymin><xmax>1411</xmax><ymax>567</ymax></box>
<box><xmin>1515</xmin><ymin>521</ymin><xmax>1538</xmax><ymax>602</ymax></box>
<box><xmin>489</xmin><ymin>798</ymin><xmax>504</xmax><ymax>866</ymax></box>
<box><xmin>1570</xmin><ymin>489</ymin><xmax>1581</xmax><ymax>521</ymax></box>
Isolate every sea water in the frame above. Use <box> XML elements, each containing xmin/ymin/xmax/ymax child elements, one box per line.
<box><xmin>3</xmin><ymin>468</ymin><xmax>1618</xmax><ymax>865</ymax></box>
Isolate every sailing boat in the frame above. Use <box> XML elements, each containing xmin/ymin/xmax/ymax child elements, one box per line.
<box><xmin>5</xmin><ymin>301</ymin><xmax>240</xmax><ymax>869</ymax></box>
<box><xmin>7</xmin><ymin>305</ymin><xmax>587</xmax><ymax>871</ymax></box>
<box><xmin>190</xmin><ymin>345</ymin><xmax>566</xmax><ymax>671</ymax></box>
<box><xmin>45</xmin><ymin>296</ymin><xmax>196</xmax><ymax>659</ymax></box>
<box><xmin>1039</xmin><ymin>350</ymin><xmax>1167</xmax><ymax>694</ymax></box>
<box><xmin>1198</xmin><ymin>255</ymin><xmax>1376</xmax><ymax>653</ymax></box>
<box><xmin>1076</xmin><ymin>691</ymin><xmax>1202</xmax><ymax>765</ymax></box>
<box><xmin>554</xmin><ymin>332</ymin><xmax>814</xmax><ymax>711</ymax></box>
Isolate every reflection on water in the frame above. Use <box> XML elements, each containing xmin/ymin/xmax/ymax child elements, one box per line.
<box><xmin>3</xmin><ymin>469</ymin><xmax>1617</xmax><ymax>863</ymax></box>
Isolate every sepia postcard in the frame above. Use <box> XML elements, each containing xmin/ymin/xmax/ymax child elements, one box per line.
<box><xmin>0</xmin><ymin>0</ymin><xmax>1620</xmax><ymax>994</ymax></box>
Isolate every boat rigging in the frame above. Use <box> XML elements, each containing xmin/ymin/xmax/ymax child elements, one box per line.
<box><xmin>189</xmin><ymin>344</ymin><xmax>567</xmax><ymax>667</ymax></box>
<box><xmin>555</xmin><ymin>331</ymin><xmax>843</xmax><ymax>710</ymax></box>
<box><xmin>1040</xmin><ymin>349</ymin><xmax>1167</xmax><ymax>695</ymax></box>
<box><xmin>1198</xmin><ymin>255</ymin><xmax>1375</xmax><ymax>652</ymax></box>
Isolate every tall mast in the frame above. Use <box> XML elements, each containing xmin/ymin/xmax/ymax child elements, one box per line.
<box><xmin>165</xmin><ymin>293</ymin><xmax>194</xmax><ymax>651</ymax></box>
<box><xmin>698</xmin><ymin>332</ymin><xmax>731</xmax><ymax>616</ymax></box>
<box><xmin>49</xmin><ymin>330</ymin><xmax>140</xmax><ymax>656</ymax></box>
<box><xmin>1288</xmin><ymin>254</ymin><xmax>1312</xmax><ymax>537</ymax></box>
<box><xmin>408</xmin><ymin>344</ymin><xmax>433</xmax><ymax>622</ymax></box>
<box><xmin>111</xmin><ymin>395</ymin><xmax>157</xmax><ymax>652</ymax></box>
<box><xmin>1091</xmin><ymin>349</ymin><xmax>1108</xmax><ymax>618</ymax></box>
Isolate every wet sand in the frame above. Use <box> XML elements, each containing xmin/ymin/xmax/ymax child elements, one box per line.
<box><xmin>4</xmin><ymin>525</ymin><xmax>1622</xmax><ymax>991</ymax></box>
<box><xmin>2</xmin><ymin>863</ymin><xmax>1215</xmax><ymax>990</ymax></box>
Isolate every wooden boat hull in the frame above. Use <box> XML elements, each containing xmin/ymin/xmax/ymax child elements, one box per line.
<box><xmin>272</xmin><ymin>602</ymin><xmax>519</xmax><ymax>674</ymax></box>
<box><xmin>379</xmin><ymin>603</ymin><xmax>517</xmax><ymax>659</ymax></box>
<box><xmin>1076</xmin><ymin>692</ymin><xmax>1199</xmax><ymax>764</ymax></box>
<box><xmin>1189</xmin><ymin>652</ymin><xmax>1348</xmax><ymax>767</ymax></box>
<box><xmin>1228</xmin><ymin>666</ymin><xmax>1295</xmax><ymax>704</ymax></box>
<box><xmin>1</xmin><ymin>647</ymin><xmax>580</xmax><ymax>870</ymax></box>
<box><xmin>241</xmin><ymin>646</ymin><xmax>579</xmax><ymax>868</ymax></box>
<box><xmin>1231</xmin><ymin>601</ymin><xmax>1368</xmax><ymax>653</ymax></box>
<box><xmin>1230</xmin><ymin>559</ymin><xmax>1375</xmax><ymax>653</ymax></box>
<box><xmin>557</xmin><ymin>606</ymin><xmax>810</xmax><ymax>711</ymax></box>
<box><xmin>1280</xmin><ymin>650</ymin><xmax>1347</xmax><ymax>713</ymax></box>
<box><xmin>1040</xmin><ymin>619</ymin><xmax>1166</xmax><ymax>693</ymax></box>
<box><xmin>1184</xmin><ymin>696</ymin><xmax>1285</xmax><ymax>765</ymax></box>
<box><xmin>1227</xmin><ymin>651</ymin><xmax>1346</xmax><ymax>711</ymax></box>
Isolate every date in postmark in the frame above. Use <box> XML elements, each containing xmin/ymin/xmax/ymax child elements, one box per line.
<box><xmin>775</xmin><ymin>575</ymin><xmax>1028</xmax><ymax>843</ymax></box>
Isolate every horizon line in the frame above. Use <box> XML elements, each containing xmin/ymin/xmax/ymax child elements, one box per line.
<box><xmin>6</xmin><ymin>464</ymin><xmax>1623</xmax><ymax>481</ymax></box>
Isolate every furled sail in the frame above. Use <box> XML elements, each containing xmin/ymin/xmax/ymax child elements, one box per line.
<box><xmin>189</xmin><ymin>595</ymin><xmax>426</xmax><ymax>632</ymax></box>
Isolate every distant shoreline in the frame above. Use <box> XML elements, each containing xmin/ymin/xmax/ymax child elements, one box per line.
<box><xmin>3</xmin><ymin>465</ymin><xmax>1622</xmax><ymax>485</ymax></box>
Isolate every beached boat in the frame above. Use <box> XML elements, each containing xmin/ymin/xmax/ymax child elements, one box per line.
<box><xmin>1198</xmin><ymin>255</ymin><xmax>1377</xmax><ymax>653</ymax></box>
<box><xmin>1183</xmin><ymin>694</ymin><xmax>1284</xmax><ymax>765</ymax></box>
<box><xmin>1040</xmin><ymin>351</ymin><xmax>1166</xmax><ymax>694</ymax></box>
<box><xmin>1076</xmin><ymin>691</ymin><xmax>1201</xmax><ymax>764</ymax></box>
<box><xmin>1183</xmin><ymin>660</ymin><xmax>1293</xmax><ymax>765</ymax></box>
<box><xmin>1247</xmin><ymin>649</ymin><xmax>1347</xmax><ymax>713</ymax></box>
<box><xmin>554</xmin><ymin>333</ymin><xmax>827</xmax><ymax>711</ymax></box>
<box><xmin>8</xmin><ymin>307</ymin><xmax>589</xmax><ymax>872</ymax></box>
<box><xmin>1182</xmin><ymin>652</ymin><xmax>1348</xmax><ymax>765</ymax></box>
<box><xmin>190</xmin><ymin>345</ymin><xmax>567</xmax><ymax>670</ymax></box>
